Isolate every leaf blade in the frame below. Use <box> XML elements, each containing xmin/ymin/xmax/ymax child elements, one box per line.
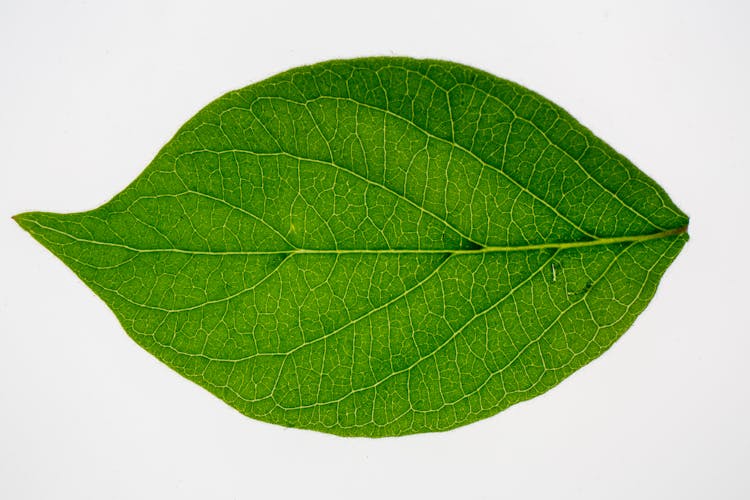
<box><xmin>15</xmin><ymin>57</ymin><xmax>688</xmax><ymax>436</ymax></box>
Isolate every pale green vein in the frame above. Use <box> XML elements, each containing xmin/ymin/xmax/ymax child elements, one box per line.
<box><xmin>251</xmin><ymin>95</ymin><xmax>601</xmax><ymax>240</ymax></box>
<box><xmin>17</xmin><ymin>217</ymin><xmax>686</xmax><ymax>257</ymax></box>
<box><xmin>14</xmin><ymin>57</ymin><xmax>689</xmax><ymax>437</ymax></box>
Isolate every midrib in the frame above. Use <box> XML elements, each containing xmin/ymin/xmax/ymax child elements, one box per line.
<box><xmin>20</xmin><ymin>217</ymin><xmax>687</xmax><ymax>256</ymax></box>
<box><xmin>293</xmin><ymin>226</ymin><xmax>687</xmax><ymax>255</ymax></box>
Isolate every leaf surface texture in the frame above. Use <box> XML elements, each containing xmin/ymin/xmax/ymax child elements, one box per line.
<box><xmin>15</xmin><ymin>58</ymin><xmax>688</xmax><ymax>436</ymax></box>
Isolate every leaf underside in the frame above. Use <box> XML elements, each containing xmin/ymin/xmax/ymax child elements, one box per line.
<box><xmin>15</xmin><ymin>57</ymin><xmax>688</xmax><ymax>437</ymax></box>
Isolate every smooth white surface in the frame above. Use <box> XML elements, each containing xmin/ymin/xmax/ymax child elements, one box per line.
<box><xmin>1</xmin><ymin>1</ymin><xmax>748</xmax><ymax>498</ymax></box>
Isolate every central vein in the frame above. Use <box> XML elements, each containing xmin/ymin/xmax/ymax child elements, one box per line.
<box><xmin>21</xmin><ymin>218</ymin><xmax>686</xmax><ymax>256</ymax></box>
<box><xmin>290</xmin><ymin>227</ymin><xmax>687</xmax><ymax>255</ymax></box>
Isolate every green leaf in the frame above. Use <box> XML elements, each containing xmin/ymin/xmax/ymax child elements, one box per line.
<box><xmin>14</xmin><ymin>57</ymin><xmax>688</xmax><ymax>437</ymax></box>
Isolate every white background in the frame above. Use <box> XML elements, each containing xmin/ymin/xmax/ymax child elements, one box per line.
<box><xmin>1</xmin><ymin>1</ymin><xmax>748</xmax><ymax>498</ymax></box>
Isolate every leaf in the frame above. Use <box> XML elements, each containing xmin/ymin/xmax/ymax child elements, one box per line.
<box><xmin>14</xmin><ymin>57</ymin><xmax>688</xmax><ymax>437</ymax></box>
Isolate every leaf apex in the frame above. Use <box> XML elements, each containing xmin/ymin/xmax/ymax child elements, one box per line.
<box><xmin>12</xmin><ymin>211</ymin><xmax>35</xmax><ymax>231</ymax></box>
<box><xmin>13</xmin><ymin>211</ymin><xmax>57</xmax><ymax>237</ymax></box>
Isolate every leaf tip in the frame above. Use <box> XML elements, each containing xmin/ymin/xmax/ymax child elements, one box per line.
<box><xmin>12</xmin><ymin>212</ymin><xmax>34</xmax><ymax>231</ymax></box>
<box><xmin>13</xmin><ymin>211</ymin><xmax>48</xmax><ymax>236</ymax></box>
